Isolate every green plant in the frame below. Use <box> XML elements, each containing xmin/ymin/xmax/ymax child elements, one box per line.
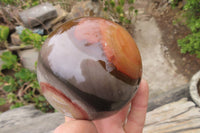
<box><xmin>0</xmin><ymin>25</ymin><xmax>9</xmax><ymax>48</ymax></box>
<box><xmin>101</xmin><ymin>0</ymin><xmax>137</xmax><ymax>26</ymax></box>
<box><xmin>0</xmin><ymin>51</ymin><xmax>53</xmax><ymax>112</ymax></box>
<box><xmin>0</xmin><ymin>0</ymin><xmax>41</xmax><ymax>9</ymax></box>
<box><xmin>0</xmin><ymin>25</ymin><xmax>9</xmax><ymax>42</ymax></box>
<box><xmin>0</xmin><ymin>51</ymin><xmax>19</xmax><ymax>71</ymax></box>
<box><xmin>0</xmin><ymin>98</ymin><xmax>6</xmax><ymax>106</ymax></box>
<box><xmin>20</xmin><ymin>29</ymin><xmax>48</xmax><ymax>50</ymax></box>
<box><xmin>178</xmin><ymin>31</ymin><xmax>200</xmax><ymax>58</ymax></box>
<box><xmin>177</xmin><ymin>0</ymin><xmax>200</xmax><ymax>58</ymax></box>
<box><xmin>170</xmin><ymin>0</ymin><xmax>182</xmax><ymax>8</ymax></box>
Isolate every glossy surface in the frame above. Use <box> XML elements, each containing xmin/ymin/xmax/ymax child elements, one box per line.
<box><xmin>37</xmin><ymin>17</ymin><xmax>142</xmax><ymax>120</ymax></box>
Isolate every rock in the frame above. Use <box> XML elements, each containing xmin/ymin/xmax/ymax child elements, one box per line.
<box><xmin>144</xmin><ymin>98</ymin><xmax>200</xmax><ymax>133</ymax></box>
<box><xmin>178</xmin><ymin>1</ymin><xmax>184</xmax><ymax>9</ymax></box>
<box><xmin>8</xmin><ymin>45</ymin><xmax>33</xmax><ymax>51</ymax></box>
<box><xmin>148</xmin><ymin>84</ymin><xmax>190</xmax><ymax>111</ymax></box>
<box><xmin>19</xmin><ymin>3</ymin><xmax>57</xmax><ymax>28</ymax></box>
<box><xmin>50</xmin><ymin>5</ymin><xmax>68</xmax><ymax>26</ymax></box>
<box><xmin>190</xmin><ymin>70</ymin><xmax>200</xmax><ymax>107</ymax></box>
<box><xmin>52</xmin><ymin>22</ymin><xmax>63</xmax><ymax>31</ymax></box>
<box><xmin>68</xmin><ymin>1</ymin><xmax>101</xmax><ymax>20</ymax></box>
<box><xmin>0</xmin><ymin>105</ymin><xmax>64</xmax><ymax>133</ymax></box>
<box><xmin>18</xmin><ymin>49</ymin><xmax>39</xmax><ymax>72</ymax></box>
<box><xmin>46</xmin><ymin>4</ymin><xmax>68</xmax><ymax>30</ymax></box>
<box><xmin>152</xmin><ymin>0</ymin><xmax>160</xmax><ymax>3</ymax></box>
<box><xmin>134</xmin><ymin>16</ymin><xmax>188</xmax><ymax>110</ymax></box>
<box><xmin>11</xmin><ymin>32</ymin><xmax>21</xmax><ymax>45</ymax></box>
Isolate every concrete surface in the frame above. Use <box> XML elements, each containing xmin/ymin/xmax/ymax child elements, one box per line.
<box><xmin>134</xmin><ymin>0</ymin><xmax>188</xmax><ymax>101</ymax></box>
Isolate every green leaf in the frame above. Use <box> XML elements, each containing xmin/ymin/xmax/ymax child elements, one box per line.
<box><xmin>31</xmin><ymin>81</ymin><xmax>40</xmax><ymax>89</ymax></box>
<box><xmin>0</xmin><ymin>98</ymin><xmax>6</xmax><ymax>106</ymax></box>
<box><xmin>42</xmin><ymin>35</ymin><xmax>48</xmax><ymax>41</ymax></box>
<box><xmin>129</xmin><ymin>6</ymin><xmax>134</xmax><ymax>11</ymax></box>
<box><xmin>0</xmin><ymin>25</ymin><xmax>9</xmax><ymax>41</ymax></box>
<box><xmin>119</xmin><ymin>16</ymin><xmax>124</xmax><ymax>22</ymax></box>
<box><xmin>105</xmin><ymin>1</ymin><xmax>108</xmax><ymax>6</ymax></box>
<box><xmin>38</xmin><ymin>96</ymin><xmax>46</xmax><ymax>102</ymax></box>
<box><xmin>116</xmin><ymin>6</ymin><xmax>123</xmax><ymax>14</ymax></box>
<box><xmin>124</xmin><ymin>19</ymin><xmax>131</xmax><ymax>24</ymax></box>
<box><xmin>119</xmin><ymin>0</ymin><xmax>125</xmax><ymax>6</ymax></box>
<box><xmin>3</xmin><ymin>84</ymin><xmax>17</xmax><ymax>92</ymax></box>
<box><xmin>19</xmin><ymin>28</ymin><xmax>46</xmax><ymax>50</ymax></box>
<box><xmin>3</xmin><ymin>75</ymin><xmax>13</xmax><ymax>82</ymax></box>
<box><xmin>20</xmin><ymin>29</ymin><xmax>32</xmax><ymax>41</ymax></box>
<box><xmin>15</xmin><ymin>68</ymin><xmax>33</xmax><ymax>81</ymax></box>
<box><xmin>128</xmin><ymin>0</ymin><xmax>135</xmax><ymax>4</ymax></box>
<box><xmin>2</xmin><ymin>76</ymin><xmax>17</xmax><ymax>92</ymax></box>
<box><xmin>10</xmin><ymin>102</ymin><xmax>24</xmax><ymax>109</ymax></box>
<box><xmin>24</xmin><ymin>93</ymin><xmax>32</xmax><ymax>100</ymax></box>
<box><xmin>135</xmin><ymin>9</ymin><xmax>138</xmax><ymax>14</ymax></box>
<box><xmin>0</xmin><ymin>82</ymin><xmax>3</xmax><ymax>86</ymax></box>
<box><xmin>104</xmin><ymin>7</ymin><xmax>108</xmax><ymax>11</ymax></box>
<box><xmin>110</xmin><ymin>1</ymin><xmax>115</xmax><ymax>8</ymax></box>
<box><xmin>0</xmin><ymin>51</ymin><xmax>18</xmax><ymax>70</ymax></box>
<box><xmin>7</xmin><ymin>92</ymin><xmax>17</xmax><ymax>103</ymax></box>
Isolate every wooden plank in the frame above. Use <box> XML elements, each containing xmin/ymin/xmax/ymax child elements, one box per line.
<box><xmin>144</xmin><ymin>98</ymin><xmax>200</xmax><ymax>133</ymax></box>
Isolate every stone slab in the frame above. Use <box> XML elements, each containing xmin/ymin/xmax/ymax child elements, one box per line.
<box><xmin>0</xmin><ymin>105</ymin><xmax>64</xmax><ymax>133</ymax></box>
<box><xmin>134</xmin><ymin>0</ymin><xmax>188</xmax><ymax>106</ymax></box>
<box><xmin>144</xmin><ymin>98</ymin><xmax>200</xmax><ymax>133</ymax></box>
<box><xmin>19</xmin><ymin>3</ymin><xmax>57</xmax><ymax>28</ymax></box>
<box><xmin>11</xmin><ymin>32</ymin><xmax>21</xmax><ymax>45</ymax></box>
<box><xmin>18</xmin><ymin>49</ymin><xmax>39</xmax><ymax>72</ymax></box>
<box><xmin>68</xmin><ymin>1</ymin><xmax>101</xmax><ymax>20</ymax></box>
<box><xmin>148</xmin><ymin>84</ymin><xmax>190</xmax><ymax>111</ymax></box>
<box><xmin>190</xmin><ymin>70</ymin><xmax>200</xmax><ymax>107</ymax></box>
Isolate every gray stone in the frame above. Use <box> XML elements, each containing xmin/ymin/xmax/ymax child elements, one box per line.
<box><xmin>148</xmin><ymin>84</ymin><xmax>190</xmax><ymax>111</ymax></box>
<box><xmin>133</xmin><ymin>0</ymin><xmax>189</xmax><ymax>112</ymax></box>
<box><xmin>46</xmin><ymin>4</ymin><xmax>68</xmax><ymax>31</ymax></box>
<box><xmin>190</xmin><ymin>70</ymin><xmax>200</xmax><ymax>107</ymax></box>
<box><xmin>18</xmin><ymin>49</ymin><xmax>39</xmax><ymax>72</ymax></box>
<box><xmin>0</xmin><ymin>105</ymin><xmax>64</xmax><ymax>133</ymax></box>
<box><xmin>178</xmin><ymin>1</ymin><xmax>184</xmax><ymax>9</ymax></box>
<box><xmin>19</xmin><ymin>3</ymin><xmax>57</xmax><ymax>28</ymax></box>
<box><xmin>144</xmin><ymin>98</ymin><xmax>200</xmax><ymax>133</ymax></box>
<box><xmin>11</xmin><ymin>32</ymin><xmax>21</xmax><ymax>45</ymax></box>
<box><xmin>50</xmin><ymin>5</ymin><xmax>68</xmax><ymax>26</ymax></box>
<box><xmin>134</xmin><ymin>16</ymin><xmax>188</xmax><ymax>105</ymax></box>
<box><xmin>68</xmin><ymin>1</ymin><xmax>101</xmax><ymax>20</ymax></box>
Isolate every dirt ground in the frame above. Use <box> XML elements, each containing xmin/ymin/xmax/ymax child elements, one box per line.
<box><xmin>153</xmin><ymin>9</ymin><xmax>200</xmax><ymax>80</ymax></box>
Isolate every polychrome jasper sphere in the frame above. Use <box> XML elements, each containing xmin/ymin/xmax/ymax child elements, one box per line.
<box><xmin>37</xmin><ymin>17</ymin><xmax>142</xmax><ymax>120</ymax></box>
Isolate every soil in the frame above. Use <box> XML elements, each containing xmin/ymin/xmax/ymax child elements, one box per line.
<box><xmin>0</xmin><ymin>87</ymin><xmax>11</xmax><ymax>112</ymax></box>
<box><xmin>153</xmin><ymin>8</ymin><xmax>200</xmax><ymax>80</ymax></box>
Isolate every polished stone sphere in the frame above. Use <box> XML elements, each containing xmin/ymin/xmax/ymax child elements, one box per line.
<box><xmin>37</xmin><ymin>17</ymin><xmax>142</xmax><ymax>120</ymax></box>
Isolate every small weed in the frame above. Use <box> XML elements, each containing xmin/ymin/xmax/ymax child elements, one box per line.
<box><xmin>0</xmin><ymin>0</ymin><xmax>41</xmax><ymax>9</ymax></box>
<box><xmin>0</xmin><ymin>51</ymin><xmax>54</xmax><ymax>112</ymax></box>
<box><xmin>0</xmin><ymin>25</ymin><xmax>9</xmax><ymax>49</ymax></box>
<box><xmin>176</xmin><ymin>0</ymin><xmax>200</xmax><ymax>58</ymax></box>
<box><xmin>0</xmin><ymin>25</ymin><xmax>9</xmax><ymax>42</ymax></box>
<box><xmin>0</xmin><ymin>26</ymin><xmax>53</xmax><ymax>112</ymax></box>
<box><xmin>20</xmin><ymin>29</ymin><xmax>48</xmax><ymax>50</ymax></box>
<box><xmin>101</xmin><ymin>0</ymin><xmax>137</xmax><ymax>26</ymax></box>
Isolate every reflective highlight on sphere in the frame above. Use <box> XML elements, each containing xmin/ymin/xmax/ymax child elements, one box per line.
<box><xmin>37</xmin><ymin>17</ymin><xmax>142</xmax><ymax>120</ymax></box>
